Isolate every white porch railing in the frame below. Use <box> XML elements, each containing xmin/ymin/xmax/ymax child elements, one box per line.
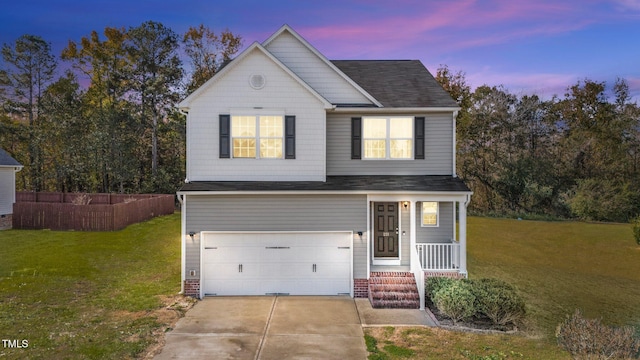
<box><xmin>416</xmin><ymin>242</ymin><xmax>460</xmax><ymax>271</ymax></box>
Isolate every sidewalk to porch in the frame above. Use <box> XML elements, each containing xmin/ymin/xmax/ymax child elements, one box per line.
<box><xmin>355</xmin><ymin>298</ymin><xmax>437</xmax><ymax>327</ymax></box>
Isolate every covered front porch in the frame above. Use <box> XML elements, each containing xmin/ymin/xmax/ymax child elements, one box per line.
<box><xmin>366</xmin><ymin>193</ymin><xmax>471</xmax><ymax>310</ymax></box>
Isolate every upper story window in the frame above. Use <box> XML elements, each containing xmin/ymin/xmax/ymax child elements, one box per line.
<box><xmin>231</xmin><ymin>115</ymin><xmax>283</xmax><ymax>158</ymax></box>
<box><xmin>220</xmin><ymin>114</ymin><xmax>294</xmax><ymax>160</ymax></box>
<box><xmin>363</xmin><ymin>117</ymin><xmax>413</xmax><ymax>159</ymax></box>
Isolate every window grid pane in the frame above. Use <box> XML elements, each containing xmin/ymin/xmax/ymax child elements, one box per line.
<box><xmin>259</xmin><ymin>116</ymin><xmax>283</xmax><ymax>137</ymax></box>
<box><xmin>390</xmin><ymin>139</ymin><xmax>412</xmax><ymax>158</ymax></box>
<box><xmin>422</xmin><ymin>202</ymin><xmax>438</xmax><ymax>226</ymax></box>
<box><xmin>364</xmin><ymin>140</ymin><xmax>386</xmax><ymax>159</ymax></box>
<box><xmin>233</xmin><ymin>139</ymin><xmax>256</xmax><ymax>158</ymax></box>
<box><xmin>390</xmin><ymin>118</ymin><xmax>413</xmax><ymax>138</ymax></box>
<box><xmin>260</xmin><ymin>139</ymin><xmax>283</xmax><ymax>158</ymax></box>
<box><xmin>363</xmin><ymin>118</ymin><xmax>387</xmax><ymax>138</ymax></box>
<box><xmin>231</xmin><ymin>116</ymin><xmax>256</xmax><ymax>137</ymax></box>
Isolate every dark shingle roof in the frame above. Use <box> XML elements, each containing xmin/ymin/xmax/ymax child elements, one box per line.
<box><xmin>331</xmin><ymin>60</ymin><xmax>458</xmax><ymax>108</ymax></box>
<box><xmin>180</xmin><ymin>175</ymin><xmax>470</xmax><ymax>193</ymax></box>
<box><xmin>0</xmin><ymin>148</ymin><xmax>21</xmax><ymax>166</ymax></box>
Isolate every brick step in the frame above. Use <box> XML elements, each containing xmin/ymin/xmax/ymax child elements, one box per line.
<box><xmin>368</xmin><ymin>272</ymin><xmax>420</xmax><ymax>309</ymax></box>
<box><xmin>370</xmin><ymin>299</ymin><xmax>421</xmax><ymax>309</ymax></box>
<box><xmin>370</xmin><ymin>271</ymin><xmax>415</xmax><ymax>277</ymax></box>
<box><xmin>369</xmin><ymin>283</ymin><xmax>417</xmax><ymax>292</ymax></box>
<box><xmin>369</xmin><ymin>277</ymin><xmax>417</xmax><ymax>284</ymax></box>
<box><xmin>369</xmin><ymin>291</ymin><xmax>420</xmax><ymax>301</ymax></box>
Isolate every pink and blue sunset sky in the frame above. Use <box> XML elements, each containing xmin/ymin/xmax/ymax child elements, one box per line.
<box><xmin>2</xmin><ymin>0</ymin><xmax>640</xmax><ymax>100</ymax></box>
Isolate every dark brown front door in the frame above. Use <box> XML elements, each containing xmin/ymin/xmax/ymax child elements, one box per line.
<box><xmin>373</xmin><ymin>202</ymin><xmax>399</xmax><ymax>258</ymax></box>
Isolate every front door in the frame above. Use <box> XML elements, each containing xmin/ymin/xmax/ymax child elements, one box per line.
<box><xmin>373</xmin><ymin>202</ymin><xmax>399</xmax><ymax>258</ymax></box>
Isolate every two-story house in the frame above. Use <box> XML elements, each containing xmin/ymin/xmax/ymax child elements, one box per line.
<box><xmin>177</xmin><ymin>25</ymin><xmax>471</xmax><ymax>309</ymax></box>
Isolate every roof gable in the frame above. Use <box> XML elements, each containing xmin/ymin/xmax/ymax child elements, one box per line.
<box><xmin>178</xmin><ymin>41</ymin><xmax>332</xmax><ymax>110</ymax></box>
<box><xmin>332</xmin><ymin>60</ymin><xmax>459</xmax><ymax>108</ymax></box>
<box><xmin>263</xmin><ymin>25</ymin><xmax>382</xmax><ymax>107</ymax></box>
<box><xmin>0</xmin><ymin>148</ymin><xmax>21</xmax><ymax>167</ymax></box>
<box><xmin>179</xmin><ymin>25</ymin><xmax>459</xmax><ymax>111</ymax></box>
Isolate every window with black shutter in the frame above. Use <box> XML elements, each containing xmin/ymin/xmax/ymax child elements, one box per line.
<box><xmin>285</xmin><ymin>115</ymin><xmax>295</xmax><ymax>159</ymax></box>
<box><xmin>351</xmin><ymin>117</ymin><xmax>362</xmax><ymax>159</ymax></box>
<box><xmin>219</xmin><ymin>114</ymin><xmax>230</xmax><ymax>158</ymax></box>
<box><xmin>414</xmin><ymin>116</ymin><xmax>425</xmax><ymax>159</ymax></box>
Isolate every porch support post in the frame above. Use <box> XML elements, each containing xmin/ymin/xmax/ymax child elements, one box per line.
<box><xmin>409</xmin><ymin>200</ymin><xmax>416</xmax><ymax>254</ymax></box>
<box><xmin>409</xmin><ymin>200</ymin><xmax>425</xmax><ymax>310</ymax></box>
<box><xmin>459</xmin><ymin>199</ymin><xmax>468</xmax><ymax>277</ymax></box>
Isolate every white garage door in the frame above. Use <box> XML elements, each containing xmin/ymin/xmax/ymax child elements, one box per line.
<box><xmin>201</xmin><ymin>232</ymin><xmax>352</xmax><ymax>296</ymax></box>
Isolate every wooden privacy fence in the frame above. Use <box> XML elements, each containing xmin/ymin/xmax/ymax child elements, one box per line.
<box><xmin>13</xmin><ymin>192</ymin><xmax>175</xmax><ymax>231</ymax></box>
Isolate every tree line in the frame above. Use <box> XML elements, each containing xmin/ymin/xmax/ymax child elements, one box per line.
<box><xmin>437</xmin><ymin>66</ymin><xmax>640</xmax><ymax>222</ymax></box>
<box><xmin>0</xmin><ymin>21</ymin><xmax>241</xmax><ymax>194</ymax></box>
<box><xmin>2</xmin><ymin>22</ymin><xmax>639</xmax><ymax>222</ymax></box>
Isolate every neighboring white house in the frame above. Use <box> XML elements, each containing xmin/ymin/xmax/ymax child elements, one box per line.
<box><xmin>176</xmin><ymin>25</ymin><xmax>472</xmax><ymax>309</ymax></box>
<box><xmin>0</xmin><ymin>148</ymin><xmax>22</xmax><ymax>230</ymax></box>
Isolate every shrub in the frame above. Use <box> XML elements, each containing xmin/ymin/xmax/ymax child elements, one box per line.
<box><xmin>569</xmin><ymin>179</ymin><xmax>636</xmax><ymax>222</ymax></box>
<box><xmin>632</xmin><ymin>215</ymin><xmax>640</xmax><ymax>246</ymax></box>
<box><xmin>471</xmin><ymin>278</ymin><xmax>526</xmax><ymax>327</ymax></box>
<box><xmin>556</xmin><ymin>309</ymin><xmax>640</xmax><ymax>359</ymax></box>
<box><xmin>425</xmin><ymin>276</ymin><xmax>455</xmax><ymax>300</ymax></box>
<box><xmin>432</xmin><ymin>280</ymin><xmax>476</xmax><ymax>324</ymax></box>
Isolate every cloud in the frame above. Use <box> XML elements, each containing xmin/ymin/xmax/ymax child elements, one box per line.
<box><xmin>612</xmin><ymin>0</ymin><xmax>640</xmax><ymax>11</ymax></box>
<box><xmin>293</xmin><ymin>0</ymin><xmax>598</xmax><ymax>58</ymax></box>
<box><xmin>461</xmin><ymin>69</ymin><xmax>640</xmax><ymax>103</ymax></box>
<box><xmin>465</xmin><ymin>69</ymin><xmax>579</xmax><ymax>98</ymax></box>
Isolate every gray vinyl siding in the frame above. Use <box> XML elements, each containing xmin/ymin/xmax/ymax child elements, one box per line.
<box><xmin>416</xmin><ymin>202</ymin><xmax>454</xmax><ymax>243</ymax></box>
<box><xmin>326</xmin><ymin>113</ymin><xmax>454</xmax><ymax>175</ymax></box>
<box><xmin>185</xmin><ymin>194</ymin><xmax>368</xmax><ymax>279</ymax></box>
<box><xmin>0</xmin><ymin>168</ymin><xmax>16</xmax><ymax>215</ymax></box>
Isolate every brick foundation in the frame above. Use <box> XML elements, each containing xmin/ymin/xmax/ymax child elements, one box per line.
<box><xmin>184</xmin><ymin>279</ymin><xmax>200</xmax><ymax>298</ymax></box>
<box><xmin>425</xmin><ymin>271</ymin><xmax>466</xmax><ymax>279</ymax></box>
<box><xmin>354</xmin><ymin>278</ymin><xmax>369</xmax><ymax>298</ymax></box>
<box><xmin>0</xmin><ymin>214</ymin><xmax>12</xmax><ymax>230</ymax></box>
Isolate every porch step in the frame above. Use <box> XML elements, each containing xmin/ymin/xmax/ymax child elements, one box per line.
<box><xmin>368</xmin><ymin>272</ymin><xmax>420</xmax><ymax>309</ymax></box>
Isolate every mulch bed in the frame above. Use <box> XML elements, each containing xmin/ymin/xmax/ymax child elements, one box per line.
<box><xmin>425</xmin><ymin>299</ymin><xmax>519</xmax><ymax>334</ymax></box>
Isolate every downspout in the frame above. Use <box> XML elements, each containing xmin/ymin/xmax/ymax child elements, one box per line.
<box><xmin>178</xmin><ymin>108</ymin><xmax>190</xmax><ymax>183</ymax></box>
<box><xmin>178</xmin><ymin>193</ymin><xmax>186</xmax><ymax>294</ymax></box>
<box><xmin>452</xmin><ymin>110</ymin><xmax>458</xmax><ymax>178</ymax></box>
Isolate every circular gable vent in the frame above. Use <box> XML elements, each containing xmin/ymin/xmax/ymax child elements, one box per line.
<box><xmin>249</xmin><ymin>74</ymin><xmax>266</xmax><ymax>89</ymax></box>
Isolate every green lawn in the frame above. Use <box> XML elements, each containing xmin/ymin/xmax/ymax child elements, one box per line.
<box><xmin>2</xmin><ymin>214</ymin><xmax>638</xmax><ymax>359</ymax></box>
<box><xmin>366</xmin><ymin>217</ymin><xmax>640</xmax><ymax>359</ymax></box>
<box><xmin>468</xmin><ymin>217</ymin><xmax>640</xmax><ymax>338</ymax></box>
<box><xmin>0</xmin><ymin>213</ymin><xmax>185</xmax><ymax>359</ymax></box>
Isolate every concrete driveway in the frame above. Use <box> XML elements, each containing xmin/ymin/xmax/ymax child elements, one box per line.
<box><xmin>154</xmin><ymin>296</ymin><xmax>368</xmax><ymax>360</ymax></box>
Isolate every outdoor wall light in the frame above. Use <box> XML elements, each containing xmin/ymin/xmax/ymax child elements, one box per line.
<box><xmin>357</xmin><ymin>231</ymin><xmax>363</xmax><ymax>237</ymax></box>
<box><xmin>188</xmin><ymin>231</ymin><xmax>196</xmax><ymax>240</ymax></box>
<box><xmin>403</xmin><ymin>201</ymin><xmax>409</xmax><ymax>209</ymax></box>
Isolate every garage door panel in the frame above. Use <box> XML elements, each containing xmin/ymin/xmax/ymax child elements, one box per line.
<box><xmin>310</xmin><ymin>279</ymin><xmax>351</xmax><ymax>295</ymax></box>
<box><xmin>314</xmin><ymin>246</ymin><xmax>350</xmax><ymax>259</ymax></box>
<box><xmin>201</xmin><ymin>232</ymin><xmax>352</xmax><ymax>296</ymax></box>
<box><xmin>262</xmin><ymin>248</ymin><xmax>293</xmax><ymax>262</ymax></box>
<box><xmin>203</xmin><ymin>248</ymin><xmax>263</xmax><ymax>263</ymax></box>
<box><xmin>315</xmin><ymin>262</ymin><xmax>350</xmax><ymax>277</ymax></box>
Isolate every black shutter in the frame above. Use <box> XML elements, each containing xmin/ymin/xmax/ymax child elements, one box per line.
<box><xmin>285</xmin><ymin>115</ymin><xmax>296</xmax><ymax>159</ymax></box>
<box><xmin>414</xmin><ymin>117</ymin><xmax>425</xmax><ymax>159</ymax></box>
<box><xmin>219</xmin><ymin>114</ymin><xmax>230</xmax><ymax>158</ymax></box>
<box><xmin>351</xmin><ymin>117</ymin><xmax>362</xmax><ymax>159</ymax></box>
